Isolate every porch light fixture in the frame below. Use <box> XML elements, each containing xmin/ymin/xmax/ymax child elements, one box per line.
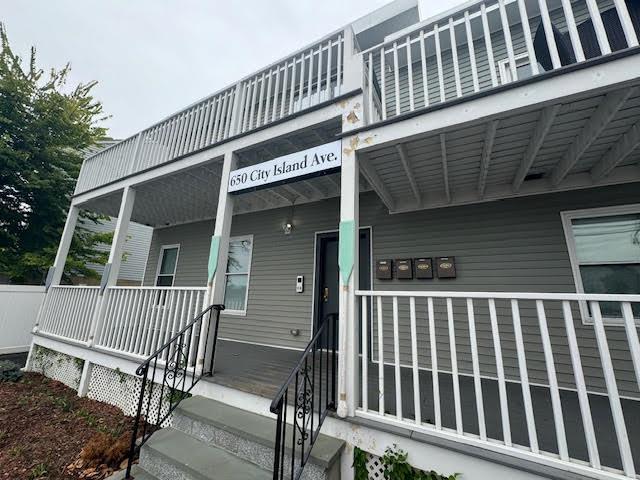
<box><xmin>283</xmin><ymin>199</ymin><xmax>296</xmax><ymax>235</ymax></box>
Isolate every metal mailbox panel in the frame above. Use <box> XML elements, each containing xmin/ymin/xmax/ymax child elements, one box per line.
<box><xmin>414</xmin><ymin>258</ymin><xmax>433</xmax><ymax>279</ymax></box>
<box><xmin>376</xmin><ymin>259</ymin><xmax>393</xmax><ymax>280</ymax></box>
<box><xmin>436</xmin><ymin>256</ymin><xmax>456</xmax><ymax>278</ymax></box>
<box><xmin>395</xmin><ymin>259</ymin><xmax>413</xmax><ymax>279</ymax></box>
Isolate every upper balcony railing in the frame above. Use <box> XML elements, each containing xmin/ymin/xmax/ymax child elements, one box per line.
<box><xmin>76</xmin><ymin>0</ymin><xmax>640</xmax><ymax>196</ymax></box>
<box><xmin>75</xmin><ymin>29</ymin><xmax>348</xmax><ymax>194</ymax></box>
<box><xmin>362</xmin><ymin>0</ymin><xmax>639</xmax><ymax>123</ymax></box>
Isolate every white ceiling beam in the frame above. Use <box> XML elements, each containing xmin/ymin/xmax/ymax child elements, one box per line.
<box><xmin>323</xmin><ymin>174</ymin><xmax>340</xmax><ymax>190</ymax></box>
<box><xmin>269</xmin><ymin>187</ymin><xmax>297</xmax><ymax>204</ymax></box>
<box><xmin>391</xmin><ymin>164</ymin><xmax>640</xmax><ymax>214</ymax></box>
<box><xmin>551</xmin><ymin>88</ymin><xmax>634</xmax><ymax>186</ymax></box>
<box><xmin>281</xmin><ymin>183</ymin><xmax>312</xmax><ymax>200</ymax></box>
<box><xmin>249</xmin><ymin>189</ymin><xmax>280</xmax><ymax>208</ymax></box>
<box><xmin>478</xmin><ymin>120</ymin><xmax>499</xmax><ymax>198</ymax></box>
<box><xmin>512</xmin><ymin>105</ymin><xmax>561</xmax><ymax>192</ymax></box>
<box><xmin>303</xmin><ymin>180</ymin><xmax>327</xmax><ymax>197</ymax></box>
<box><xmin>359</xmin><ymin>157</ymin><xmax>396</xmax><ymax>211</ymax></box>
<box><xmin>395</xmin><ymin>143</ymin><xmax>421</xmax><ymax>205</ymax></box>
<box><xmin>591</xmin><ymin>121</ymin><xmax>640</xmax><ymax>181</ymax></box>
<box><xmin>440</xmin><ymin>133</ymin><xmax>451</xmax><ymax>203</ymax></box>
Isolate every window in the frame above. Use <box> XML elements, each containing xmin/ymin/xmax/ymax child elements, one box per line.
<box><xmin>155</xmin><ymin>245</ymin><xmax>179</xmax><ymax>286</ymax></box>
<box><xmin>562</xmin><ymin>206</ymin><xmax>640</xmax><ymax>323</ymax></box>
<box><xmin>223</xmin><ymin>236</ymin><xmax>253</xmax><ymax>314</ymax></box>
<box><xmin>498</xmin><ymin>53</ymin><xmax>542</xmax><ymax>84</ymax></box>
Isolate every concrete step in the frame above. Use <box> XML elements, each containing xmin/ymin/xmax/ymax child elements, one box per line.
<box><xmin>128</xmin><ymin>465</ymin><xmax>158</xmax><ymax>480</ymax></box>
<box><xmin>140</xmin><ymin>427</ymin><xmax>272</xmax><ymax>480</ymax></box>
<box><xmin>105</xmin><ymin>464</ymin><xmax>157</xmax><ymax>480</ymax></box>
<box><xmin>173</xmin><ymin>396</ymin><xmax>343</xmax><ymax>480</ymax></box>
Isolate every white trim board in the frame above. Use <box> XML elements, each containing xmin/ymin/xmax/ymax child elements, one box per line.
<box><xmin>220</xmin><ymin>235</ymin><xmax>254</xmax><ymax>317</ymax></box>
<box><xmin>560</xmin><ymin>203</ymin><xmax>640</xmax><ymax>326</ymax></box>
<box><xmin>154</xmin><ymin>244</ymin><xmax>180</xmax><ymax>287</ymax></box>
<box><xmin>309</xmin><ymin>226</ymin><xmax>374</xmax><ymax>341</ymax></box>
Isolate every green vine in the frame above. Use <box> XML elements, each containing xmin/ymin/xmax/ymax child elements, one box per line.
<box><xmin>353</xmin><ymin>447</ymin><xmax>368</xmax><ymax>480</ymax></box>
<box><xmin>355</xmin><ymin>445</ymin><xmax>460</xmax><ymax>480</ymax></box>
<box><xmin>114</xmin><ymin>367</ymin><xmax>128</xmax><ymax>385</ymax></box>
<box><xmin>73</xmin><ymin>357</ymin><xmax>85</xmax><ymax>372</ymax></box>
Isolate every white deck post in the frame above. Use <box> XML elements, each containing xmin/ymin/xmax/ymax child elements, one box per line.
<box><xmin>338</xmin><ymin>96</ymin><xmax>364</xmax><ymax>418</ymax></box>
<box><xmin>198</xmin><ymin>151</ymin><xmax>236</xmax><ymax>376</ymax></box>
<box><xmin>49</xmin><ymin>205</ymin><xmax>80</xmax><ymax>287</ymax></box>
<box><xmin>32</xmin><ymin>204</ymin><xmax>80</xmax><ymax>340</ymax></box>
<box><xmin>86</xmin><ymin>186</ymin><xmax>136</xmax><ymax>346</ymax></box>
<box><xmin>341</xmin><ymin>26</ymin><xmax>363</xmax><ymax>94</ymax></box>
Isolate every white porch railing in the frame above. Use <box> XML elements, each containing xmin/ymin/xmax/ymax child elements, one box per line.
<box><xmin>95</xmin><ymin>287</ymin><xmax>207</xmax><ymax>359</ymax></box>
<box><xmin>37</xmin><ymin>286</ymin><xmax>100</xmax><ymax>343</ymax></box>
<box><xmin>362</xmin><ymin>0</ymin><xmax>640</xmax><ymax>122</ymax></box>
<box><xmin>75</xmin><ymin>30</ymin><xmax>347</xmax><ymax>195</ymax></box>
<box><xmin>356</xmin><ymin>290</ymin><xmax>640</xmax><ymax>478</ymax></box>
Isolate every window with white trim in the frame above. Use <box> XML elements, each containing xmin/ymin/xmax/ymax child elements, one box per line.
<box><xmin>155</xmin><ymin>245</ymin><xmax>179</xmax><ymax>286</ymax></box>
<box><xmin>562</xmin><ymin>206</ymin><xmax>640</xmax><ymax>321</ymax></box>
<box><xmin>498</xmin><ymin>53</ymin><xmax>542</xmax><ymax>84</ymax></box>
<box><xmin>223</xmin><ymin>236</ymin><xmax>253</xmax><ymax>314</ymax></box>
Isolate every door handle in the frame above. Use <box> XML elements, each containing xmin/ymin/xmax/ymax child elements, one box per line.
<box><xmin>323</xmin><ymin>287</ymin><xmax>329</xmax><ymax>302</ymax></box>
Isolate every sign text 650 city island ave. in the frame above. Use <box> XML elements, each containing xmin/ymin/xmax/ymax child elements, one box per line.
<box><xmin>228</xmin><ymin>140</ymin><xmax>342</xmax><ymax>193</ymax></box>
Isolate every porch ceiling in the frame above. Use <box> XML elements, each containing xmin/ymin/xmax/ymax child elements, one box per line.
<box><xmin>77</xmin><ymin>120</ymin><xmax>366</xmax><ymax>227</ymax></box>
<box><xmin>361</xmin><ymin>81</ymin><xmax>640</xmax><ymax>214</ymax></box>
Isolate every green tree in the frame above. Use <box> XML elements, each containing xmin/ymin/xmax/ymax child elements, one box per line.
<box><xmin>0</xmin><ymin>24</ymin><xmax>111</xmax><ymax>284</ymax></box>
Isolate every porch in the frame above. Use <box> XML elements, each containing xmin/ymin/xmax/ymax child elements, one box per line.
<box><xmin>207</xmin><ymin>338</ymin><xmax>640</xmax><ymax>472</ymax></box>
<box><xmin>33</xmin><ymin>282</ymin><xmax>640</xmax><ymax>478</ymax></box>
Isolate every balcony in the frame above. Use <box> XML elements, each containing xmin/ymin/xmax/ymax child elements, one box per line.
<box><xmin>75</xmin><ymin>30</ymin><xmax>347</xmax><ymax>195</ymax></box>
<box><xmin>74</xmin><ymin>0</ymin><xmax>639</xmax><ymax>199</ymax></box>
<box><xmin>362</xmin><ymin>0</ymin><xmax>640</xmax><ymax>123</ymax></box>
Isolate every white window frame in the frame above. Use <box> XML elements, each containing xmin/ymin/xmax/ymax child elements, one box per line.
<box><xmin>223</xmin><ymin>235</ymin><xmax>254</xmax><ymax>316</ymax></box>
<box><xmin>155</xmin><ymin>244</ymin><xmax>180</xmax><ymax>287</ymax></box>
<box><xmin>561</xmin><ymin>204</ymin><xmax>640</xmax><ymax>325</ymax></box>
<box><xmin>498</xmin><ymin>53</ymin><xmax>532</xmax><ymax>84</ymax></box>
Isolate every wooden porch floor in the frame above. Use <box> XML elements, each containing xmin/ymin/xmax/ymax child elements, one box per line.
<box><xmin>206</xmin><ymin>340</ymin><xmax>640</xmax><ymax>472</ymax></box>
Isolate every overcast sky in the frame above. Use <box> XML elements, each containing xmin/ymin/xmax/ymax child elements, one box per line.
<box><xmin>3</xmin><ymin>1</ymin><xmax>460</xmax><ymax>139</ymax></box>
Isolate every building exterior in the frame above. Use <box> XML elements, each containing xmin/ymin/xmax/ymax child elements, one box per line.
<box><xmin>27</xmin><ymin>0</ymin><xmax>640</xmax><ymax>479</ymax></box>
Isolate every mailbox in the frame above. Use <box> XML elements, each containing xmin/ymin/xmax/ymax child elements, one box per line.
<box><xmin>395</xmin><ymin>259</ymin><xmax>413</xmax><ymax>279</ymax></box>
<box><xmin>436</xmin><ymin>256</ymin><xmax>456</xmax><ymax>278</ymax></box>
<box><xmin>376</xmin><ymin>259</ymin><xmax>393</xmax><ymax>280</ymax></box>
<box><xmin>414</xmin><ymin>258</ymin><xmax>433</xmax><ymax>279</ymax></box>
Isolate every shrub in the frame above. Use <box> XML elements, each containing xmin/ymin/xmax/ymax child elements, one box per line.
<box><xmin>80</xmin><ymin>432</ymin><xmax>130</xmax><ymax>468</ymax></box>
<box><xmin>0</xmin><ymin>361</ymin><xmax>23</xmax><ymax>382</ymax></box>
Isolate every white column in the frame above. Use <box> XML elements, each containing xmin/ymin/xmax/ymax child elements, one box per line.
<box><xmin>197</xmin><ymin>151</ymin><xmax>236</xmax><ymax>376</ymax></box>
<box><xmin>87</xmin><ymin>186</ymin><xmax>136</xmax><ymax>346</ymax></box>
<box><xmin>338</xmin><ymin>141</ymin><xmax>360</xmax><ymax>418</ymax></box>
<box><xmin>49</xmin><ymin>205</ymin><xmax>80</xmax><ymax>286</ymax></box>
<box><xmin>228</xmin><ymin>84</ymin><xmax>244</xmax><ymax>137</ymax></box>
<box><xmin>341</xmin><ymin>26</ymin><xmax>364</xmax><ymax>93</ymax></box>
<box><xmin>104</xmin><ymin>186</ymin><xmax>136</xmax><ymax>286</ymax></box>
<box><xmin>77</xmin><ymin>360</ymin><xmax>93</xmax><ymax>397</ymax></box>
<box><xmin>338</xmin><ymin>96</ymin><xmax>364</xmax><ymax>418</ymax></box>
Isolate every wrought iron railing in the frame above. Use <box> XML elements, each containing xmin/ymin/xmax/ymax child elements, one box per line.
<box><xmin>125</xmin><ymin>303</ymin><xmax>224</xmax><ymax>478</ymax></box>
<box><xmin>270</xmin><ymin>314</ymin><xmax>338</xmax><ymax>480</ymax></box>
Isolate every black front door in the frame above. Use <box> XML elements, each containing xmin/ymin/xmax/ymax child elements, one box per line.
<box><xmin>313</xmin><ymin>228</ymin><xmax>371</xmax><ymax>332</ymax></box>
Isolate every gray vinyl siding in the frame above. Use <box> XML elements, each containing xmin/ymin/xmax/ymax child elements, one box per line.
<box><xmin>379</xmin><ymin>0</ymin><xmax>616</xmax><ymax>118</ymax></box>
<box><xmin>83</xmin><ymin>218</ymin><xmax>153</xmax><ymax>283</ymax></box>
<box><xmin>144</xmin><ymin>183</ymin><xmax>640</xmax><ymax>396</ymax></box>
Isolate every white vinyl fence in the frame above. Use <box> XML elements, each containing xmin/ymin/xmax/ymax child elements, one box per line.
<box><xmin>0</xmin><ymin>285</ymin><xmax>46</xmax><ymax>354</ymax></box>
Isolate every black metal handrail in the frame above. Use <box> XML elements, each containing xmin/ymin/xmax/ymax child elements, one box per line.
<box><xmin>125</xmin><ymin>303</ymin><xmax>224</xmax><ymax>478</ymax></box>
<box><xmin>270</xmin><ymin>314</ymin><xmax>338</xmax><ymax>480</ymax></box>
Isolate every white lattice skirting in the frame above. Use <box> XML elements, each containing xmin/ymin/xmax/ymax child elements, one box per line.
<box><xmin>87</xmin><ymin>364</ymin><xmax>172</xmax><ymax>426</ymax></box>
<box><xmin>29</xmin><ymin>345</ymin><xmax>84</xmax><ymax>390</ymax></box>
<box><xmin>366</xmin><ymin>452</ymin><xmax>385</xmax><ymax>479</ymax></box>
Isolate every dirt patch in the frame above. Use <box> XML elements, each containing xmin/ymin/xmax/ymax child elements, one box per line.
<box><xmin>0</xmin><ymin>372</ymin><xmax>134</xmax><ymax>479</ymax></box>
